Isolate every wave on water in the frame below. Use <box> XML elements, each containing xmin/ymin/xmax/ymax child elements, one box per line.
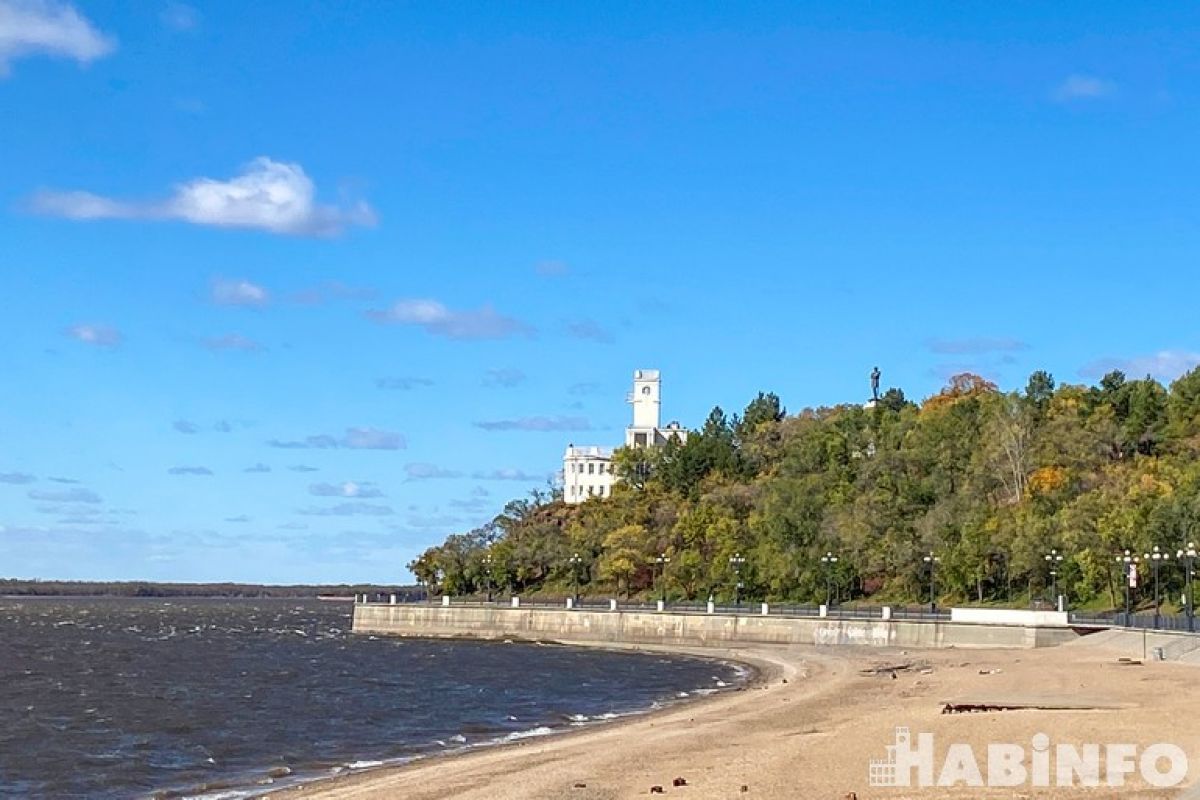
<box><xmin>565</xmin><ymin>711</ymin><xmax>622</xmax><ymax>725</ymax></box>
<box><xmin>499</xmin><ymin>725</ymin><xmax>556</xmax><ymax>741</ymax></box>
<box><xmin>1</xmin><ymin>598</ymin><xmax>746</xmax><ymax>800</ymax></box>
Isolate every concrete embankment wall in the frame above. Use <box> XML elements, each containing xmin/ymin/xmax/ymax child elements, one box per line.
<box><xmin>352</xmin><ymin>604</ymin><xmax>1081</xmax><ymax>650</ymax></box>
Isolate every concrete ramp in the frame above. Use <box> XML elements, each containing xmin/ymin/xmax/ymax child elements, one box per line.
<box><xmin>1065</xmin><ymin>628</ymin><xmax>1200</xmax><ymax>662</ymax></box>
<box><xmin>1063</xmin><ymin>629</ymin><xmax>1129</xmax><ymax>649</ymax></box>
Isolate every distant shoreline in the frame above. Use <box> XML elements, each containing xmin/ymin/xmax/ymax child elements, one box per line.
<box><xmin>0</xmin><ymin>581</ymin><xmax>413</xmax><ymax>599</ymax></box>
<box><xmin>0</xmin><ymin>594</ymin><xmax>361</xmax><ymax>601</ymax></box>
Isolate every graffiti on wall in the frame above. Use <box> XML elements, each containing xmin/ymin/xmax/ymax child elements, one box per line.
<box><xmin>813</xmin><ymin>622</ymin><xmax>891</xmax><ymax>647</ymax></box>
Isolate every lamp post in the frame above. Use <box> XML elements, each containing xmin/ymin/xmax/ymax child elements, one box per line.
<box><xmin>636</xmin><ymin>460</ymin><xmax>651</xmax><ymax>487</ymax></box>
<box><xmin>482</xmin><ymin>553</ymin><xmax>493</xmax><ymax>602</ymax></box>
<box><xmin>729</xmin><ymin>553</ymin><xmax>746</xmax><ymax>611</ymax></box>
<box><xmin>1178</xmin><ymin>542</ymin><xmax>1197</xmax><ymax>632</ymax></box>
<box><xmin>1115</xmin><ymin>550</ymin><xmax>1140</xmax><ymax>626</ymax></box>
<box><xmin>1044</xmin><ymin>549</ymin><xmax>1064</xmax><ymax>610</ymax></box>
<box><xmin>655</xmin><ymin>553</ymin><xmax>671</xmax><ymax>605</ymax></box>
<box><xmin>922</xmin><ymin>552</ymin><xmax>941</xmax><ymax>613</ymax></box>
<box><xmin>1143</xmin><ymin>546</ymin><xmax>1169</xmax><ymax>629</ymax></box>
<box><xmin>990</xmin><ymin>552</ymin><xmax>1010</xmax><ymax>603</ymax></box>
<box><xmin>820</xmin><ymin>551</ymin><xmax>839</xmax><ymax>608</ymax></box>
<box><xmin>568</xmin><ymin>553</ymin><xmax>583</xmax><ymax>607</ymax></box>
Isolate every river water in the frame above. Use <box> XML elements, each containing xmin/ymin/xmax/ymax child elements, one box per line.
<box><xmin>0</xmin><ymin>597</ymin><xmax>743</xmax><ymax>798</ymax></box>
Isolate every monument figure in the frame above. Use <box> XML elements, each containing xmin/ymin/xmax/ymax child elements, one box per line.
<box><xmin>870</xmin><ymin>366</ymin><xmax>881</xmax><ymax>401</ymax></box>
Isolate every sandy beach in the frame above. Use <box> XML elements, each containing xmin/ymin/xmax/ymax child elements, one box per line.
<box><xmin>269</xmin><ymin>635</ymin><xmax>1200</xmax><ymax>800</ymax></box>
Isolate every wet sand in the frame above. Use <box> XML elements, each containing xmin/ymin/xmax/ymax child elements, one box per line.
<box><xmin>271</xmin><ymin>639</ymin><xmax>1200</xmax><ymax>799</ymax></box>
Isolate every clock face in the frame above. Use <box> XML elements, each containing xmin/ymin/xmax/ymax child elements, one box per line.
<box><xmin>641</xmin><ymin>386</ymin><xmax>651</xmax><ymax>395</ymax></box>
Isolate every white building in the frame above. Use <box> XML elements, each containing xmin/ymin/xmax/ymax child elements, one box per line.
<box><xmin>561</xmin><ymin>444</ymin><xmax>616</xmax><ymax>502</ymax></box>
<box><xmin>562</xmin><ymin>369</ymin><xmax>688</xmax><ymax>504</ymax></box>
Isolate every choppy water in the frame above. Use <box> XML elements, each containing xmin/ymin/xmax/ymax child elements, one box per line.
<box><xmin>0</xmin><ymin>598</ymin><xmax>743</xmax><ymax>799</ymax></box>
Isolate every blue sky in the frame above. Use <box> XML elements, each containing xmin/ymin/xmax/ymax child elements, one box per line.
<box><xmin>3</xmin><ymin>1</ymin><xmax>1199</xmax><ymax>583</ymax></box>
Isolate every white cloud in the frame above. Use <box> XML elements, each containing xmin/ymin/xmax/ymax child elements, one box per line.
<box><xmin>565</xmin><ymin>318</ymin><xmax>614</xmax><ymax>343</ymax></box>
<box><xmin>376</xmin><ymin>376</ymin><xmax>433</xmax><ymax>390</ymax></box>
<box><xmin>268</xmin><ymin>427</ymin><xmax>405</xmax><ymax>451</ymax></box>
<box><xmin>404</xmin><ymin>513</ymin><xmax>465</xmax><ymax>530</ymax></box>
<box><xmin>270</xmin><ymin>434</ymin><xmax>338</xmax><ymax>449</ymax></box>
<box><xmin>65</xmin><ymin>323</ymin><xmax>121</xmax><ymax>347</ymax></box>
<box><xmin>1053</xmin><ymin>74</ymin><xmax>1115</xmax><ymax>102</ymax></box>
<box><xmin>568</xmin><ymin>381</ymin><xmax>602</xmax><ymax>396</ymax></box>
<box><xmin>0</xmin><ymin>0</ymin><xmax>115</xmax><ymax>76</ymax></box>
<box><xmin>308</xmin><ymin>481</ymin><xmax>384</xmax><ymax>498</ymax></box>
<box><xmin>483</xmin><ymin>367</ymin><xmax>526</xmax><ymax>388</ymax></box>
<box><xmin>474</xmin><ymin>416</ymin><xmax>592</xmax><ymax>432</ymax></box>
<box><xmin>160</xmin><ymin>2</ymin><xmax>198</xmax><ymax>31</ymax></box>
<box><xmin>168</xmin><ymin>465</ymin><xmax>213</xmax><ymax>476</ymax></box>
<box><xmin>211</xmin><ymin>278</ymin><xmax>269</xmax><ymax>307</ymax></box>
<box><xmin>449</xmin><ymin>497</ymin><xmax>491</xmax><ymax>512</ymax></box>
<box><xmin>0</xmin><ymin>471</ymin><xmax>35</xmax><ymax>484</ymax></box>
<box><xmin>927</xmin><ymin>336</ymin><xmax>1027</xmax><ymax>355</ymax></box>
<box><xmin>289</xmin><ymin>280</ymin><xmax>375</xmax><ymax>305</ymax></box>
<box><xmin>28</xmin><ymin>487</ymin><xmax>100</xmax><ymax>503</ymax></box>
<box><xmin>472</xmin><ymin>468</ymin><xmax>544</xmax><ymax>481</ymax></box>
<box><xmin>368</xmin><ymin>299</ymin><xmax>532</xmax><ymax>340</ymax></box>
<box><xmin>174</xmin><ymin>97</ymin><xmax>205</xmax><ymax>115</ymax></box>
<box><xmin>201</xmin><ymin>333</ymin><xmax>262</xmax><ymax>351</ymax></box>
<box><xmin>343</xmin><ymin>427</ymin><xmax>405</xmax><ymax>450</ymax></box>
<box><xmin>30</xmin><ymin>157</ymin><xmax>376</xmax><ymax>237</ymax></box>
<box><xmin>535</xmin><ymin>260</ymin><xmax>569</xmax><ymax>277</ymax></box>
<box><xmin>297</xmin><ymin>502</ymin><xmax>394</xmax><ymax>517</ymax></box>
<box><xmin>1080</xmin><ymin>350</ymin><xmax>1200</xmax><ymax>382</ymax></box>
<box><xmin>404</xmin><ymin>463</ymin><xmax>463</xmax><ymax>481</ymax></box>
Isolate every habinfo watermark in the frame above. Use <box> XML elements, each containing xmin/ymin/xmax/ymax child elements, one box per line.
<box><xmin>869</xmin><ymin>727</ymin><xmax>1188</xmax><ymax>789</ymax></box>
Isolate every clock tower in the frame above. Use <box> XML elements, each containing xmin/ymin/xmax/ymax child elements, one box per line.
<box><xmin>562</xmin><ymin>369</ymin><xmax>688</xmax><ymax>504</ymax></box>
<box><xmin>630</xmin><ymin>369</ymin><xmax>661</xmax><ymax>431</ymax></box>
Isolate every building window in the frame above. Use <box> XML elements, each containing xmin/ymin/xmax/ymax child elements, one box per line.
<box><xmin>634</xmin><ymin>432</ymin><xmax>647</xmax><ymax>447</ymax></box>
<box><xmin>588</xmin><ymin>463</ymin><xmax>595</xmax><ymax>474</ymax></box>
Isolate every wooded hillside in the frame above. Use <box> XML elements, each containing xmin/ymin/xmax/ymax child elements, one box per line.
<box><xmin>411</xmin><ymin>368</ymin><xmax>1200</xmax><ymax>610</ymax></box>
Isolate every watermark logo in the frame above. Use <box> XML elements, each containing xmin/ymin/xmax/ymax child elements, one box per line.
<box><xmin>869</xmin><ymin>727</ymin><xmax>1187</xmax><ymax>789</ymax></box>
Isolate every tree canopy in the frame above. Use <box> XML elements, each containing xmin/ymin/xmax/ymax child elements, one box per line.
<box><xmin>410</xmin><ymin>368</ymin><xmax>1200</xmax><ymax>610</ymax></box>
